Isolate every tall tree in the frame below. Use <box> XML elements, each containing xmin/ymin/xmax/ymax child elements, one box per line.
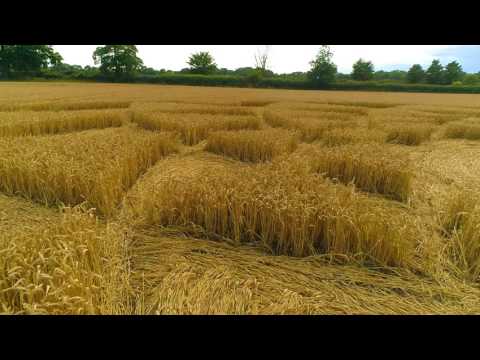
<box><xmin>351</xmin><ymin>59</ymin><xmax>374</xmax><ymax>81</ymax></box>
<box><xmin>0</xmin><ymin>45</ymin><xmax>62</xmax><ymax>78</ymax></box>
<box><xmin>406</xmin><ymin>64</ymin><xmax>425</xmax><ymax>84</ymax></box>
<box><xmin>444</xmin><ymin>61</ymin><xmax>464</xmax><ymax>84</ymax></box>
<box><xmin>187</xmin><ymin>51</ymin><xmax>217</xmax><ymax>74</ymax></box>
<box><xmin>254</xmin><ymin>45</ymin><xmax>271</xmax><ymax>74</ymax></box>
<box><xmin>307</xmin><ymin>45</ymin><xmax>337</xmax><ymax>87</ymax></box>
<box><xmin>425</xmin><ymin>59</ymin><xmax>444</xmax><ymax>84</ymax></box>
<box><xmin>92</xmin><ymin>45</ymin><xmax>143</xmax><ymax>78</ymax></box>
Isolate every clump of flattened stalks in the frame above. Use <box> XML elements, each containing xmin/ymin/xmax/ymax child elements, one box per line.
<box><xmin>205</xmin><ymin>129</ymin><xmax>299</xmax><ymax>162</ymax></box>
<box><xmin>0</xmin><ymin>109</ymin><xmax>129</xmax><ymax>137</ymax></box>
<box><xmin>305</xmin><ymin>144</ymin><xmax>412</xmax><ymax>202</ymax></box>
<box><xmin>125</xmin><ymin>157</ymin><xmax>419</xmax><ymax>267</ymax></box>
<box><xmin>129</xmin><ymin>231</ymin><xmax>480</xmax><ymax>315</ymax></box>
<box><xmin>264</xmin><ymin>110</ymin><xmax>358</xmax><ymax>142</ymax></box>
<box><xmin>439</xmin><ymin>191</ymin><xmax>480</xmax><ymax>282</ymax></box>
<box><xmin>444</xmin><ymin>121</ymin><xmax>480</xmax><ymax>140</ymax></box>
<box><xmin>0</xmin><ymin>203</ymin><xmax>128</xmax><ymax>315</ymax></box>
<box><xmin>0</xmin><ymin>100</ymin><xmax>131</xmax><ymax>112</ymax></box>
<box><xmin>322</xmin><ymin>128</ymin><xmax>386</xmax><ymax>147</ymax></box>
<box><xmin>132</xmin><ymin>111</ymin><xmax>262</xmax><ymax>145</ymax></box>
<box><xmin>451</xmin><ymin>207</ymin><xmax>480</xmax><ymax>282</ymax></box>
<box><xmin>438</xmin><ymin>190</ymin><xmax>478</xmax><ymax>237</ymax></box>
<box><xmin>385</xmin><ymin>124</ymin><xmax>435</xmax><ymax>145</ymax></box>
<box><xmin>0</xmin><ymin>128</ymin><xmax>179</xmax><ymax>217</ymax></box>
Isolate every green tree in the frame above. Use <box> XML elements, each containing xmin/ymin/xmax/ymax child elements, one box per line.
<box><xmin>444</xmin><ymin>61</ymin><xmax>464</xmax><ymax>85</ymax></box>
<box><xmin>351</xmin><ymin>59</ymin><xmax>374</xmax><ymax>81</ymax></box>
<box><xmin>187</xmin><ymin>52</ymin><xmax>217</xmax><ymax>75</ymax></box>
<box><xmin>92</xmin><ymin>45</ymin><xmax>143</xmax><ymax>78</ymax></box>
<box><xmin>0</xmin><ymin>45</ymin><xmax>62</xmax><ymax>78</ymax></box>
<box><xmin>463</xmin><ymin>73</ymin><xmax>480</xmax><ymax>85</ymax></box>
<box><xmin>307</xmin><ymin>45</ymin><xmax>337</xmax><ymax>87</ymax></box>
<box><xmin>406</xmin><ymin>64</ymin><xmax>425</xmax><ymax>84</ymax></box>
<box><xmin>425</xmin><ymin>59</ymin><xmax>444</xmax><ymax>84</ymax></box>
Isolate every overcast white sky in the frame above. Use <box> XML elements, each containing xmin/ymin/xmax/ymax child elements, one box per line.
<box><xmin>53</xmin><ymin>45</ymin><xmax>478</xmax><ymax>73</ymax></box>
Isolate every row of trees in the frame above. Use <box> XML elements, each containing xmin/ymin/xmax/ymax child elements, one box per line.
<box><xmin>0</xmin><ymin>45</ymin><xmax>277</xmax><ymax>83</ymax></box>
<box><xmin>307</xmin><ymin>48</ymin><xmax>378</xmax><ymax>85</ymax></box>
<box><xmin>0</xmin><ymin>45</ymin><xmax>224</xmax><ymax>79</ymax></box>
<box><xmin>406</xmin><ymin>60</ymin><xmax>464</xmax><ymax>85</ymax></box>
<box><xmin>92</xmin><ymin>46</ymin><xmax>275</xmax><ymax>78</ymax></box>
<box><xmin>1</xmin><ymin>45</ymin><xmax>479</xmax><ymax>87</ymax></box>
<box><xmin>307</xmin><ymin>46</ymin><xmax>472</xmax><ymax>86</ymax></box>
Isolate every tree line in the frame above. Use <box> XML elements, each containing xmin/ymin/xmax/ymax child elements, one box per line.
<box><xmin>1</xmin><ymin>45</ymin><xmax>479</xmax><ymax>87</ymax></box>
<box><xmin>307</xmin><ymin>48</ymin><xmax>477</xmax><ymax>85</ymax></box>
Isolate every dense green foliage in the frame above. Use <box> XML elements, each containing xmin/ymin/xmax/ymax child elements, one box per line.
<box><xmin>92</xmin><ymin>45</ymin><xmax>143</xmax><ymax>79</ymax></box>
<box><xmin>187</xmin><ymin>52</ymin><xmax>217</xmax><ymax>75</ymax></box>
<box><xmin>307</xmin><ymin>45</ymin><xmax>337</xmax><ymax>86</ymax></box>
<box><xmin>406</xmin><ymin>64</ymin><xmax>425</xmax><ymax>84</ymax></box>
<box><xmin>0</xmin><ymin>45</ymin><xmax>62</xmax><ymax>78</ymax></box>
<box><xmin>352</xmin><ymin>59</ymin><xmax>375</xmax><ymax>81</ymax></box>
<box><xmin>426</xmin><ymin>59</ymin><xmax>444</xmax><ymax>85</ymax></box>
<box><xmin>328</xmin><ymin>81</ymin><xmax>480</xmax><ymax>93</ymax></box>
<box><xmin>373</xmin><ymin>70</ymin><xmax>407</xmax><ymax>82</ymax></box>
<box><xmin>444</xmin><ymin>61</ymin><xmax>464</xmax><ymax>85</ymax></box>
<box><xmin>463</xmin><ymin>73</ymin><xmax>480</xmax><ymax>85</ymax></box>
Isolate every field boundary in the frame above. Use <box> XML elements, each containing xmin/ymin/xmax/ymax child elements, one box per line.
<box><xmin>3</xmin><ymin>78</ymin><xmax>480</xmax><ymax>95</ymax></box>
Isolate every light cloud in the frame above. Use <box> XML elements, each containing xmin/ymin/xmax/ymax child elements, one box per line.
<box><xmin>53</xmin><ymin>45</ymin><xmax>474</xmax><ymax>74</ymax></box>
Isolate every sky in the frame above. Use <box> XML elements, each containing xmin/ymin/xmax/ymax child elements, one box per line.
<box><xmin>53</xmin><ymin>45</ymin><xmax>480</xmax><ymax>74</ymax></box>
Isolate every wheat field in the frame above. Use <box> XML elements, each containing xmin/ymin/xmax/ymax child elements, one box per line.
<box><xmin>1</xmin><ymin>82</ymin><xmax>480</xmax><ymax>314</ymax></box>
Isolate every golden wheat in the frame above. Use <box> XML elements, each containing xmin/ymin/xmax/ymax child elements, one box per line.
<box><xmin>1</xmin><ymin>82</ymin><xmax>480</xmax><ymax>314</ymax></box>
<box><xmin>450</xmin><ymin>206</ymin><xmax>480</xmax><ymax>281</ymax></box>
<box><xmin>0</xmin><ymin>195</ymin><xmax>128</xmax><ymax>314</ymax></box>
<box><xmin>368</xmin><ymin>111</ymin><xmax>463</xmax><ymax>127</ymax></box>
<box><xmin>268</xmin><ymin>102</ymin><xmax>370</xmax><ymax>116</ymax></box>
<box><xmin>240</xmin><ymin>100</ymin><xmax>275</xmax><ymax>107</ymax></box>
<box><xmin>325</xmin><ymin>101</ymin><xmax>401</xmax><ymax>109</ymax></box>
<box><xmin>132</xmin><ymin>102</ymin><xmax>256</xmax><ymax>116</ymax></box>
<box><xmin>438</xmin><ymin>191</ymin><xmax>480</xmax><ymax>281</ymax></box>
<box><xmin>0</xmin><ymin>100</ymin><xmax>131</xmax><ymax>112</ymax></box>
<box><xmin>0</xmin><ymin>109</ymin><xmax>129</xmax><ymax>137</ymax></box>
<box><xmin>132</xmin><ymin>111</ymin><xmax>262</xmax><ymax>145</ymax></box>
<box><xmin>444</xmin><ymin>121</ymin><xmax>480</xmax><ymax>140</ymax></box>
<box><xmin>264</xmin><ymin>110</ymin><xmax>358</xmax><ymax>142</ymax></box>
<box><xmin>124</xmin><ymin>154</ymin><xmax>420</xmax><ymax>267</ymax></box>
<box><xmin>411</xmin><ymin>105</ymin><xmax>480</xmax><ymax>117</ymax></box>
<box><xmin>128</xmin><ymin>229</ymin><xmax>480</xmax><ymax>315</ymax></box>
<box><xmin>0</xmin><ymin>127</ymin><xmax>178</xmax><ymax>216</ymax></box>
<box><xmin>304</xmin><ymin>144</ymin><xmax>412</xmax><ymax>202</ymax></box>
<box><xmin>205</xmin><ymin>129</ymin><xmax>299</xmax><ymax>162</ymax></box>
<box><xmin>386</xmin><ymin>124</ymin><xmax>435</xmax><ymax>145</ymax></box>
<box><xmin>322</xmin><ymin>127</ymin><xmax>386</xmax><ymax>146</ymax></box>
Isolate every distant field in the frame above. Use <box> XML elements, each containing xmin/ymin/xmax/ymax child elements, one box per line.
<box><xmin>1</xmin><ymin>82</ymin><xmax>480</xmax><ymax>314</ymax></box>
